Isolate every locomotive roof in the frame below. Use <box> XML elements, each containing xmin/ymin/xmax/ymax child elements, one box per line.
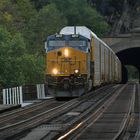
<box><xmin>60</xmin><ymin>26</ymin><xmax>116</xmax><ymax>55</ymax></box>
<box><xmin>60</xmin><ymin>26</ymin><xmax>97</xmax><ymax>40</ymax></box>
<box><xmin>47</xmin><ymin>33</ymin><xmax>88</xmax><ymax>41</ymax></box>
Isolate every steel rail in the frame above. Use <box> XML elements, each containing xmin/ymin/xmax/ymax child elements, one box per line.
<box><xmin>133</xmin><ymin>84</ymin><xmax>140</xmax><ymax>140</ymax></box>
<box><xmin>0</xmin><ymin>85</ymin><xmax>117</xmax><ymax>139</ymax></box>
<box><xmin>0</xmin><ymin>99</ymin><xmax>56</xmax><ymax>125</ymax></box>
<box><xmin>112</xmin><ymin>84</ymin><xmax>136</xmax><ymax>140</ymax></box>
<box><xmin>55</xmin><ymin>85</ymin><xmax>127</xmax><ymax>140</ymax></box>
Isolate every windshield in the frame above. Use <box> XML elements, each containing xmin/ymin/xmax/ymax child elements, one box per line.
<box><xmin>68</xmin><ymin>40</ymin><xmax>87</xmax><ymax>51</ymax></box>
<box><xmin>47</xmin><ymin>40</ymin><xmax>88</xmax><ymax>52</ymax></box>
<box><xmin>68</xmin><ymin>40</ymin><xmax>86</xmax><ymax>47</ymax></box>
<box><xmin>49</xmin><ymin>40</ymin><xmax>65</xmax><ymax>47</ymax></box>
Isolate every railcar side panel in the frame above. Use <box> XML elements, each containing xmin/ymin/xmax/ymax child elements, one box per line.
<box><xmin>112</xmin><ymin>52</ymin><xmax>115</xmax><ymax>82</ymax></box>
<box><xmin>101</xmin><ymin>43</ymin><xmax>105</xmax><ymax>83</ymax></box>
<box><xmin>108</xmin><ymin>50</ymin><xmax>111</xmax><ymax>82</ymax></box>
<box><xmin>94</xmin><ymin>37</ymin><xmax>101</xmax><ymax>86</ymax></box>
<box><xmin>110</xmin><ymin>51</ymin><xmax>112</xmax><ymax>82</ymax></box>
<box><xmin>105</xmin><ymin>47</ymin><xmax>109</xmax><ymax>82</ymax></box>
<box><xmin>90</xmin><ymin>37</ymin><xmax>95</xmax><ymax>88</ymax></box>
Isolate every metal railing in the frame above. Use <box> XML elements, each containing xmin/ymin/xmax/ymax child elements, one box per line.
<box><xmin>2</xmin><ymin>84</ymin><xmax>46</xmax><ymax>105</ymax></box>
<box><xmin>3</xmin><ymin>87</ymin><xmax>23</xmax><ymax>105</ymax></box>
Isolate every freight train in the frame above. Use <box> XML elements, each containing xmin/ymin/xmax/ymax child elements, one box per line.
<box><xmin>45</xmin><ymin>26</ymin><xmax>122</xmax><ymax>97</ymax></box>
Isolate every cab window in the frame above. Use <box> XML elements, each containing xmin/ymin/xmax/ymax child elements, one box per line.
<box><xmin>68</xmin><ymin>40</ymin><xmax>87</xmax><ymax>51</ymax></box>
<box><xmin>47</xmin><ymin>40</ymin><xmax>88</xmax><ymax>52</ymax></box>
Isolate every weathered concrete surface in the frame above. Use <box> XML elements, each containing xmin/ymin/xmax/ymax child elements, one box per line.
<box><xmin>102</xmin><ymin>33</ymin><xmax>140</xmax><ymax>53</ymax></box>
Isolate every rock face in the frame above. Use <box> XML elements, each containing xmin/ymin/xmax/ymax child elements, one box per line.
<box><xmin>89</xmin><ymin>0</ymin><xmax>140</xmax><ymax>35</ymax></box>
<box><xmin>131</xmin><ymin>6</ymin><xmax>140</xmax><ymax>33</ymax></box>
<box><xmin>111</xmin><ymin>0</ymin><xmax>131</xmax><ymax>35</ymax></box>
<box><xmin>112</xmin><ymin>0</ymin><xmax>140</xmax><ymax>35</ymax></box>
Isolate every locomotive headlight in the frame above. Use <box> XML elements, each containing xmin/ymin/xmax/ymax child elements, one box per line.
<box><xmin>64</xmin><ymin>48</ymin><xmax>69</xmax><ymax>57</ymax></box>
<box><xmin>74</xmin><ymin>69</ymin><xmax>79</xmax><ymax>74</ymax></box>
<box><xmin>52</xmin><ymin>68</ymin><xmax>58</xmax><ymax>75</ymax></box>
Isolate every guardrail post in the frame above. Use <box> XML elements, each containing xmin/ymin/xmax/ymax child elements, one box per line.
<box><xmin>14</xmin><ymin>87</ymin><xmax>16</xmax><ymax>104</ymax></box>
<box><xmin>37</xmin><ymin>84</ymin><xmax>41</xmax><ymax>99</ymax></box>
<box><xmin>37</xmin><ymin>84</ymin><xmax>45</xmax><ymax>99</ymax></box>
<box><xmin>2</xmin><ymin>86</ymin><xmax>23</xmax><ymax>105</ymax></box>
<box><xmin>12</xmin><ymin>88</ymin><xmax>14</xmax><ymax>104</ymax></box>
<box><xmin>40</xmin><ymin>84</ymin><xmax>42</xmax><ymax>98</ymax></box>
<box><xmin>17</xmin><ymin>87</ymin><xmax>20</xmax><ymax>104</ymax></box>
<box><xmin>19</xmin><ymin>86</ymin><xmax>23</xmax><ymax>104</ymax></box>
<box><xmin>42</xmin><ymin>84</ymin><xmax>45</xmax><ymax>98</ymax></box>
<box><xmin>12</xmin><ymin>88</ymin><xmax>15</xmax><ymax>104</ymax></box>
<box><xmin>3</xmin><ymin>89</ymin><xmax>6</xmax><ymax>104</ymax></box>
<box><xmin>6</xmin><ymin>89</ymin><xmax>9</xmax><ymax>104</ymax></box>
<box><xmin>14</xmin><ymin>87</ymin><xmax>17</xmax><ymax>104</ymax></box>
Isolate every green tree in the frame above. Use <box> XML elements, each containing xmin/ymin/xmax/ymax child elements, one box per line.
<box><xmin>27</xmin><ymin>3</ymin><xmax>67</xmax><ymax>54</ymax></box>
<box><xmin>0</xmin><ymin>27</ymin><xmax>44</xmax><ymax>87</ymax></box>
<box><xmin>31</xmin><ymin>0</ymin><xmax>49</xmax><ymax>10</ymax></box>
<box><xmin>12</xmin><ymin>0</ymin><xmax>37</xmax><ymax>36</ymax></box>
<box><xmin>51</xmin><ymin>0</ymin><xmax>110</xmax><ymax>36</ymax></box>
<box><xmin>0</xmin><ymin>1</ymin><xmax>14</xmax><ymax>29</ymax></box>
<box><xmin>0</xmin><ymin>27</ymin><xmax>25</xmax><ymax>86</ymax></box>
<box><xmin>0</xmin><ymin>0</ymin><xmax>110</xmax><ymax>87</ymax></box>
<box><xmin>0</xmin><ymin>0</ymin><xmax>37</xmax><ymax>37</ymax></box>
<box><xmin>0</xmin><ymin>1</ymin><xmax>65</xmax><ymax>87</ymax></box>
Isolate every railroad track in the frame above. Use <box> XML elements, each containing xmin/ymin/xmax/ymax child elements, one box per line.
<box><xmin>133</xmin><ymin>84</ymin><xmax>140</xmax><ymax>140</ymax></box>
<box><xmin>3</xmin><ymin>84</ymin><xmax>122</xmax><ymax>140</ymax></box>
<box><xmin>122</xmin><ymin>83</ymin><xmax>140</xmax><ymax>140</ymax></box>
<box><xmin>0</xmin><ymin>99</ymin><xmax>64</xmax><ymax>128</ymax></box>
<box><xmin>59</xmin><ymin>83</ymin><xmax>137</xmax><ymax>140</ymax></box>
<box><xmin>0</xmin><ymin>84</ymin><xmax>119</xmax><ymax>140</ymax></box>
<box><xmin>0</xmin><ymin>99</ymin><xmax>67</xmax><ymax>140</ymax></box>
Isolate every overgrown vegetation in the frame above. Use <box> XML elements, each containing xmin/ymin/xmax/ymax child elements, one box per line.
<box><xmin>126</xmin><ymin>65</ymin><xmax>139</xmax><ymax>81</ymax></box>
<box><xmin>0</xmin><ymin>0</ymin><xmax>110</xmax><ymax>87</ymax></box>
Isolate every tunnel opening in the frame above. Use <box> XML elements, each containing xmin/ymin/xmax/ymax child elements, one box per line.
<box><xmin>126</xmin><ymin>65</ymin><xmax>139</xmax><ymax>82</ymax></box>
<box><xmin>116</xmin><ymin>47</ymin><xmax>140</xmax><ymax>84</ymax></box>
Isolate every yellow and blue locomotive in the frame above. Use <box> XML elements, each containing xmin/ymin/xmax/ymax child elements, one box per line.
<box><xmin>45</xmin><ymin>26</ymin><xmax>122</xmax><ymax>97</ymax></box>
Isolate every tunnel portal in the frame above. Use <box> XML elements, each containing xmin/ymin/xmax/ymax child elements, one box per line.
<box><xmin>116</xmin><ymin>47</ymin><xmax>140</xmax><ymax>83</ymax></box>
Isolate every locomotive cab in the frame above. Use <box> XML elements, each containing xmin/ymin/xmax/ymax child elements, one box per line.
<box><xmin>45</xmin><ymin>34</ymin><xmax>90</xmax><ymax>97</ymax></box>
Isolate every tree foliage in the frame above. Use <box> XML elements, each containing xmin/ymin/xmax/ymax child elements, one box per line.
<box><xmin>51</xmin><ymin>0</ymin><xmax>110</xmax><ymax>35</ymax></box>
<box><xmin>27</xmin><ymin>3</ymin><xmax>67</xmax><ymax>54</ymax></box>
<box><xmin>0</xmin><ymin>0</ymin><xmax>109</xmax><ymax>87</ymax></box>
<box><xmin>0</xmin><ymin>27</ymin><xmax>25</xmax><ymax>86</ymax></box>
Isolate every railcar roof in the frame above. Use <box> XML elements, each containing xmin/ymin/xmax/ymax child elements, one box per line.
<box><xmin>60</xmin><ymin>26</ymin><xmax>97</xmax><ymax>40</ymax></box>
<box><xmin>60</xmin><ymin>26</ymin><xmax>116</xmax><ymax>54</ymax></box>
